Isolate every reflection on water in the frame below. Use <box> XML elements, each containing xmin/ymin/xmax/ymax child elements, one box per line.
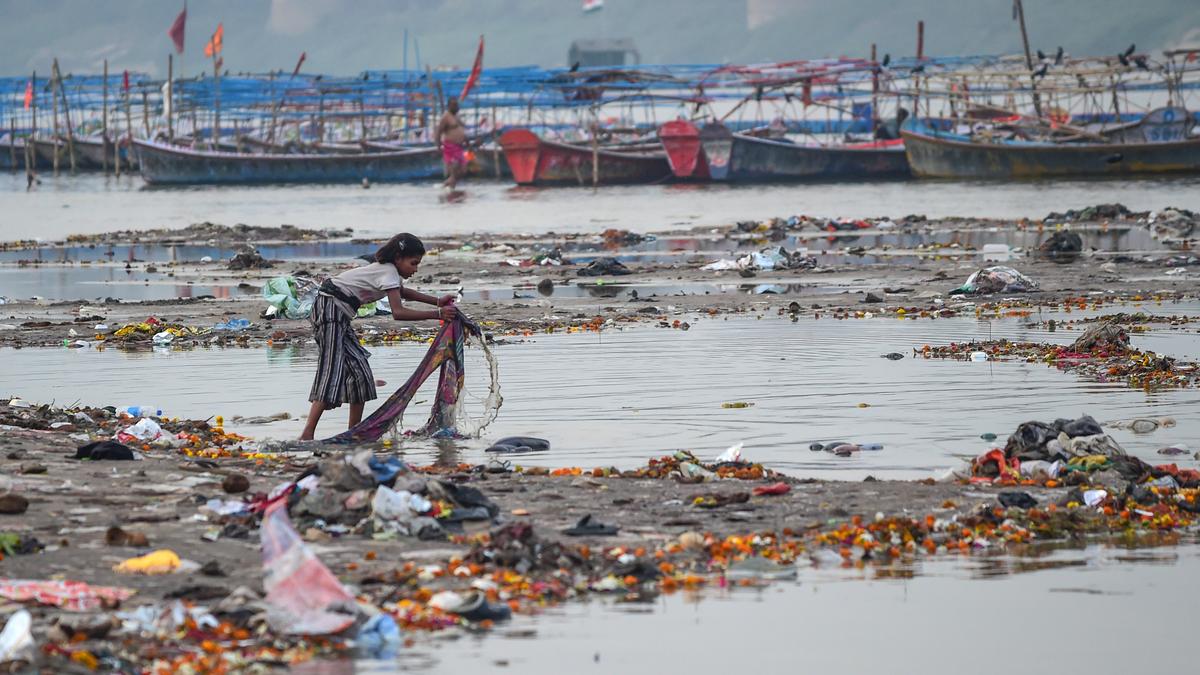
<box><xmin>0</xmin><ymin>264</ymin><xmax>260</xmax><ymax>301</ymax></box>
<box><xmin>2</xmin><ymin>312</ymin><xmax>1197</xmax><ymax>480</ymax></box>
<box><xmin>6</xmin><ymin>172</ymin><xmax>1200</xmax><ymax>240</ymax></box>
<box><xmin>345</xmin><ymin>538</ymin><xmax>1200</xmax><ymax>674</ymax></box>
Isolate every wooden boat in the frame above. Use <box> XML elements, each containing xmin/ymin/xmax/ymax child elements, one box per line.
<box><xmin>499</xmin><ymin>128</ymin><xmax>673</xmax><ymax>186</ymax></box>
<box><xmin>366</xmin><ymin>139</ymin><xmax>512</xmax><ymax>179</ymax></box>
<box><xmin>74</xmin><ymin>135</ymin><xmax>137</xmax><ymax>169</ymax></box>
<box><xmin>658</xmin><ymin>120</ymin><xmax>909</xmax><ymax>181</ymax></box>
<box><xmin>901</xmin><ymin>106</ymin><xmax>1200</xmax><ymax>179</ymax></box>
<box><xmin>132</xmin><ymin>139</ymin><xmax>443</xmax><ymax>185</ymax></box>
<box><xmin>30</xmin><ymin>136</ymin><xmax>105</xmax><ymax>170</ymax></box>
<box><xmin>0</xmin><ymin>137</ymin><xmax>30</xmax><ymax>170</ymax></box>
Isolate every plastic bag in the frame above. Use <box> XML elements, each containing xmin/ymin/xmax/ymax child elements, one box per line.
<box><xmin>261</xmin><ymin>502</ymin><xmax>356</xmax><ymax>635</ymax></box>
<box><xmin>117</xmin><ymin>418</ymin><xmax>164</xmax><ymax>442</ymax></box>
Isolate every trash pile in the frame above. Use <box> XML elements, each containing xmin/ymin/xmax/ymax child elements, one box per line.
<box><xmin>516</xmin><ymin>446</ymin><xmax>789</xmax><ymax>482</ymax></box>
<box><xmin>701</xmin><ymin>246</ymin><xmax>817</xmax><ymax>273</ymax></box>
<box><xmin>108</xmin><ymin>317</ymin><xmax>208</xmax><ymax>345</ymax></box>
<box><xmin>1037</xmin><ymin>230</ymin><xmax>1083</xmax><ymax>262</ymax></box>
<box><xmin>1147</xmin><ymin>207</ymin><xmax>1197</xmax><ymax>245</ymax></box>
<box><xmin>227</xmin><ymin>246</ymin><xmax>274</xmax><ymax>270</ymax></box>
<box><xmin>576</xmin><ymin>257</ymin><xmax>631</xmax><ymax>277</ymax></box>
<box><xmin>272</xmin><ymin>449</ymin><xmax>501</xmax><ymax>541</ymax></box>
<box><xmin>1044</xmin><ymin>203</ymin><xmax>1132</xmax><ymax>222</ymax></box>
<box><xmin>940</xmin><ymin>414</ymin><xmax>1200</xmax><ymax>501</ymax></box>
<box><xmin>949</xmin><ymin>266</ymin><xmax>1039</xmax><ymax>295</ymax></box>
<box><xmin>261</xmin><ymin>275</ymin><xmax>318</xmax><ymax>319</ymax></box>
<box><xmin>919</xmin><ymin>321</ymin><xmax>1200</xmax><ymax>390</ymax></box>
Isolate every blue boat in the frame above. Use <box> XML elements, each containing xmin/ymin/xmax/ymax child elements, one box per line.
<box><xmin>133</xmin><ymin>139</ymin><xmax>444</xmax><ymax>185</ymax></box>
<box><xmin>901</xmin><ymin>107</ymin><xmax>1200</xmax><ymax>179</ymax></box>
<box><xmin>659</xmin><ymin>120</ymin><xmax>909</xmax><ymax>182</ymax></box>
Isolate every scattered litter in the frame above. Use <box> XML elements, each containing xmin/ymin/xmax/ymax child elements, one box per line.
<box><xmin>0</xmin><ymin>579</ymin><xmax>136</xmax><ymax>611</ymax></box>
<box><xmin>261</xmin><ymin>502</ymin><xmax>358</xmax><ymax>635</ymax></box>
<box><xmin>213</xmin><ymin>318</ymin><xmax>252</xmax><ymax>331</ymax></box>
<box><xmin>0</xmin><ymin>609</ymin><xmax>33</xmax><ymax>664</ymax></box>
<box><xmin>114</xmin><ymin>549</ymin><xmax>183</xmax><ymax>575</ymax></box>
<box><xmin>950</xmin><ymin>266</ymin><xmax>1039</xmax><ymax>295</ymax></box>
<box><xmin>116</xmin><ymin>418</ymin><xmax>165</xmax><ymax>443</ymax></box>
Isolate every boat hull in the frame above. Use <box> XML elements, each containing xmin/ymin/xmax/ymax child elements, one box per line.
<box><xmin>657</xmin><ymin>120</ymin><xmax>710</xmax><ymax>179</ymax></box>
<box><xmin>499</xmin><ymin>128</ymin><xmax>672</xmax><ymax>186</ymax></box>
<box><xmin>901</xmin><ymin>129</ymin><xmax>1200</xmax><ymax>178</ymax></box>
<box><xmin>133</xmin><ymin>139</ymin><xmax>444</xmax><ymax>185</ymax></box>
<box><xmin>702</xmin><ymin>123</ymin><xmax>910</xmax><ymax>181</ymax></box>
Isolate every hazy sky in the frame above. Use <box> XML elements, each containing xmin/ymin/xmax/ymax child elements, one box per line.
<box><xmin>1</xmin><ymin>0</ymin><xmax>1196</xmax><ymax>77</ymax></box>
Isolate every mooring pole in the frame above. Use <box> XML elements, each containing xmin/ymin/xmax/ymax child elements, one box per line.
<box><xmin>1013</xmin><ymin>0</ymin><xmax>1043</xmax><ymax>117</ymax></box>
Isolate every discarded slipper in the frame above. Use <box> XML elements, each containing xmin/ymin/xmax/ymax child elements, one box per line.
<box><xmin>486</xmin><ymin>436</ymin><xmax>550</xmax><ymax>453</ymax></box>
<box><xmin>562</xmin><ymin>514</ymin><xmax>619</xmax><ymax>536</ymax></box>
<box><xmin>752</xmin><ymin>482</ymin><xmax>791</xmax><ymax>497</ymax></box>
<box><xmin>456</xmin><ymin>591</ymin><xmax>513</xmax><ymax>623</ymax></box>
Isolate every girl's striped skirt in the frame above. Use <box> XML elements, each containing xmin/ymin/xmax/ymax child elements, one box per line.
<box><xmin>308</xmin><ymin>295</ymin><xmax>377</xmax><ymax>407</ymax></box>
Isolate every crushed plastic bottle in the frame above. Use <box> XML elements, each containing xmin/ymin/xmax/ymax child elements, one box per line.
<box><xmin>120</xmin><ymin>405</ymin><xmax>163</xmax><ymax>418</ymax></box>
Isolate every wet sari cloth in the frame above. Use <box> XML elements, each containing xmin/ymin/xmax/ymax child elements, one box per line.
<box><xmin>324</xmin><ymin>313</ymin><xmax>481</xmax><ymax>444</ymax></box>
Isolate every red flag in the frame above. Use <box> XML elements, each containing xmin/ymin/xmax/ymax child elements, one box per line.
<box><xmin>23</xmin><ymin>79</ymin><xmax>32</xmax><ymax>109</ymax></box>
<box><xmin>459</xmin><ymin>35</ymin><xmax>484</xmax><ymax>101</ymax></box>
<box><xmin>291</xmin><ymin>51</ymin><xmax>307</xmax><ymax>78</ymax></box>
<box><xmin>123</xmin><ymin>70</ymin><xmax>130</xmax><ymax>92</ymax></box>
<box><xmin>168</xmin><ymin>3</ymin><xmax>187</xmax><ymax>54</ymax></box>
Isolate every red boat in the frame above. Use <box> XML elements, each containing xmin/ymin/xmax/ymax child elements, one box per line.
<box><xmin>658</xmin><ymin>119</ymin><xmax>711</xmax><ymax>180</ymax></box>
<box><xmin>498</xmin><ymin>128</ymin><xmax>673</xmax><ymax>186</ymax></box>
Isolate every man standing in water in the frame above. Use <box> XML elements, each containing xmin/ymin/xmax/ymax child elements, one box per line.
<box><xmin>436</xmin><ymin>97</ymin><xmax>469</xmax><ymax>190</ymax></box>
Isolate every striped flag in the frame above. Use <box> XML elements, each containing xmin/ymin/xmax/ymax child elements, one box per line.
<box><xmin>583</xmin><ymin>0</ymin><xmax>604</xmax><ymax>13</ymax></box>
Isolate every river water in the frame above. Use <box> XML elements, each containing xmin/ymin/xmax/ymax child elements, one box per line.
<box><xmin>335</xmin><ymin>537</ymin><xmax>1200</xmax><ymax>674</ymax></box>
<box><xmin>4</xmin><ymin>173</ymin><xmax>1200</xmax><ymax>671</ymax></box>
<box><xmin>5</xmin><ymin>172</ymin><xmax>1200</xmax><ymax>241</ymax></box>
<box><xmin>2</xmin><ymin>309</ymin><xmax>1197</xmax><ymax>481</ymax></box>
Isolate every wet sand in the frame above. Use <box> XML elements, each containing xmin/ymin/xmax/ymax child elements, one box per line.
<box><xmin>1</xmin><ymin>212</ymin><xmax>1195</xmax><ymax>349</ymax></box>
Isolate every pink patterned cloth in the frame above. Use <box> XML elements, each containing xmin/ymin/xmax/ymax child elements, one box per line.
<box><xmin>0</xmin><ymin>579</ymin><xmax>136</xmax><ymax>611</ymax></box>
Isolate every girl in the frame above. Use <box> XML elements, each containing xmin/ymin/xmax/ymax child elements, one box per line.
<box><xmin>299</xmin><ymin>233</ymin><xmax>457</xmax><ymax>440</ymax></box>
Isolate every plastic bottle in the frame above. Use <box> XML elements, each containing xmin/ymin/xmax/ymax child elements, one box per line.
<box><xmin>120</xmin><ymin>405</ymin><xmax>163</xmax><ymax>418</ymax></box>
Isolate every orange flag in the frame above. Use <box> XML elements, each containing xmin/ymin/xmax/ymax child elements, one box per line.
<box><xmin>204</xmin><ymin>23</ymin><xmax>224</xmax><ymax>58</ymax></box>
<box><xmin>23</xmin><ymin>79</ymin><xmax>32</xmax><ymax>109</ymax></box>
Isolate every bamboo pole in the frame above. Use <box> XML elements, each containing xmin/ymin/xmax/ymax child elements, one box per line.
<box><xmin>141</xmin><ymin>90</ymin><xmax>150</xmax><ymax>138</ymax></box>
<box><xmin>167</xmin><ymin>54</ymin><xmax>174</xmax><ymax>140</ymax></box>
<box><xmin>492</xmin><ymin>103</ymin><xmax>500</xmax><ymax>178</ymax></box>
<box><xmin>51</xmin><ymin>67</ymin><xmax>60</xmax><ymax>176</ymax></box>
<box><xmin>590</xmin><ymin>114</ymin><xmax>599</xmax><ymax>188</ymax></box>
<box><xmin>102</xmin><ymin>59</ymin><xmax>109</xmax><ymax>173</ymax></box>
<box><xmin>28</xmin><ymin>71</ymin><xmax>37</xmax><ymax>184</ymax></box>
<box><xmin>212</xmin><ymin>57</ymin><xmax>221</xmax><ymax>149</ymax></box>
<box><xmin>52</xmin><ymin>60</ymin><xmax>77</xmax><ymax>174</ymax></box>
<box><xmin>1013</xmin><ymin>0</ymin><xmax>1043</xmax><ymax>117</ymax></box>
<box><xmin>267</xmin><ymin>71</ymin><xmax>277</xmax><ymax>144</ymax></box>
<box><xmin>870</xmin><ymin>43</ymin><xmax>878</xmax><ymax>137</ymax></box>
<box><xmin>123</xmin><ymin>82</ymin><xmax>134</xmax><ymax>169</ymax></box>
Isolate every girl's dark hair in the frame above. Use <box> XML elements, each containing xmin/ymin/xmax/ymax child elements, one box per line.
<box><xmin>375</xmin><ymin>233</ymin><xmax>426</xmax><ymax>263</ymax></box>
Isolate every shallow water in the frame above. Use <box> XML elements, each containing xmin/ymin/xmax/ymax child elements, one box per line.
<box><xmin>5</xmin><ymin>172</ymin><xmax>1200</xmax><ymax>241</ymax></box>
<box><xmin>3</xmin><ymin>311</ymin><xmax>1197</xmax><ymax>480</ymax></box>
<box><xmin>337</xmin><ymin>539</ymin><xmax>1200</xmax><ymax>674</ymax></box>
